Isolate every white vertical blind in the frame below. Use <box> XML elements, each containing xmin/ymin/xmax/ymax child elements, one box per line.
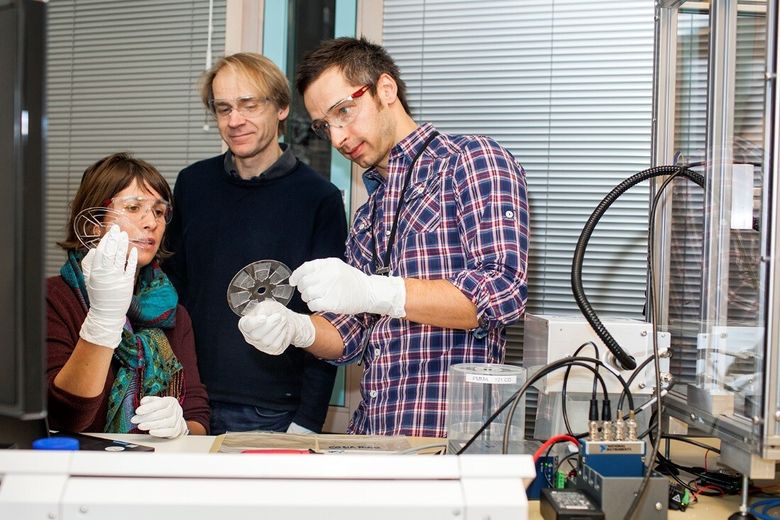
<box><xmin>383</xmin><ymin>0</ymin><xmax>656</xmax><ymax>366</ymax></box>
<box><xmin>45</xmin><ymin>0</ymin><xmax>226</xmax><ymax>276</ymax></box>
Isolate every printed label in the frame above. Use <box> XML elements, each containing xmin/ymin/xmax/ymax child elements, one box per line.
<box><xmin>465</xmin><ymin>374</ymin><xmax>517</xmax><ymax>384</ymax></box>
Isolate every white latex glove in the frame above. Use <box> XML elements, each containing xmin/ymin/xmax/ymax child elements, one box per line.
<box><xmin>289</xmin><ymin>258</ymin><xmax>406</xmax><ymax>317</ymax></box>
<box><xmin>79</xmin><ymin>225</ymin><xmax>138</xmax><ymax>349</ymax></box>
<box><xmin>238</xmin><ymin>300</ymin><xmax>315</xmax><ymax>355</ymax></box>
<box><xmin>286</xmin><ymin>422</ymin><xmax>315</xmax><ymax>434</ymax></box>
<box><xmin>131</xmin><ymin>396</ymin><xmax>189</xmax><ymax>439</ymax></box>
<box><xmin>80</xmin><ymin>248</ymin><xmax>97</xmax><ymax>281</ymax></box>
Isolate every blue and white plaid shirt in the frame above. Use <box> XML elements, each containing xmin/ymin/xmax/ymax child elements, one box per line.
<box><xmin>321</xmin><ymin>123</ymin><xmax>529</xmax><ymax>437</ymax></box>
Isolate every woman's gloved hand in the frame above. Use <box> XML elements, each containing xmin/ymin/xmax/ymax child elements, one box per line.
<box><xmin>131</xmin><ymin>396</ymin><xmax>189</xmax><ymax>439</ymax></box>
<box><xmin>79</xmin><ymin>225</ymin><xmax>138</xmax><ymax>349</ymax></box>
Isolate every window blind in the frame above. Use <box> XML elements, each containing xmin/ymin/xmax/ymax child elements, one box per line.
<box><xmin>383</xmin><ymin>0</ymin><xmax>655</xmax><ymax>437</ymax></box>
<box><xmin>46</xmin><ymin>0</ymin><xmax>226</xmax><ymax>276</ymax></box>
<box><xmin>383</xmin><ymin>0</ymin><xmax>655</xmax><ymax>360</ymax></box>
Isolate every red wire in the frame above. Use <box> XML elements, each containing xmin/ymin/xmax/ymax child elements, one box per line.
<box><xmin>533</xmin><ymin>434</ymin><xmax>581</xmax><ymax>462</ymax></box>
<box><xmin>692</xmin><ymin>482</ymin><xmax>725</xmax><ymax>500</ymax></box>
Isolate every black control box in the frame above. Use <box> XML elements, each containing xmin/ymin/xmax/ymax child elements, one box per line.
<box><xmin>540</xmin><ymin>488</ymin><xmax>605</xmax><ymax>520</ymax></box>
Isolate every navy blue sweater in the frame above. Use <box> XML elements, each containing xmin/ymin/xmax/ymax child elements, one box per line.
<box><xmin>164</xmin><ymin>150</ymin><xmax>348</xmax><ymax>432</ymax></box>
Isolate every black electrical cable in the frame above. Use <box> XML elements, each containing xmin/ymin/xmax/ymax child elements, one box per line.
<box><xmin>616</xmin><ymin>354</ymin><xmax>654</xmax><ymax>412</ymax></box>
<box><xmin>609</xmin><ymin>161</ymin><xmax>759</xmax><ymax>517</ymax></box>
<box><xmin>623</xmin><ymin>167</ymin><xmax>688</xmax><ymax>519</ymax></box>
<box><xmin>646</xmin><ymin>424</ymin><xmax>715</xmax><ymax>480</ymax></box>
<box><xmin>556</xmin><ymin>451</ymin><xmax>580</xmax><ymax>476</ymax></box>
<box><xmin>652</xmin><ymin>441</ymin><xmax>700</xmax><ymax>495</ymax></box>
<box><xmin>564</xmin><ymin>355</ymin><xmax>662</xmax><ymax>441</ymax></box>
<box><xmin>456</xmin><ymin>357</ymin><xmax>580</xmax><ymax>454</ymax></box>
<box><xmin>456</xmin><ymin>357</ymin><xmax>583</xmax><ymax>455</ymax></box>
<box><xmin>497</xmin><ymin>359</ymin><xmax>606</xmax><ymax>452</ymax></box>
<box><xmin>638</xmin><ymin>419</ymin><xmax>658</xmax><ymax>440</ymax></box>
<box><xmin>664</xmin><ymin>465</ymin><xmax>700</xmax><ymax>494</ymax></box>
<box><xmin>501</xmin><ymin>356</ymin><xmax>635</xmax><ymax>454</ymax></box>
<box><xmin>616</xmin><ymin>165</ymin><xmax>684</xmax><ymax>413</ymax></box>
<box><xmin>561</xmin><ymin>341</ymin><xmax>603</xmax><ymax>436</ymax></box>
<box><xmin>454</xmin><ymin>355</ymin><xmax>633</xmax><ymax>455</ymax></box>
<box><xmin>637</xmin><ymin>409</ymin><xmax>659</xmax><ymax>440</ymax></box>
<box><xmin>688</xmin><ymin>478</ymin><xmax>726</xmax><ymax>496</ymax></box>
<box><xmin>571</xmin><ymin>165</ymin><xmax>705</xmax><ymax>371</ymax></box>
<box><xmin>661</xmin><ymin>435</ymin><xmax>720</xmax><ymax>454</ymax></box>
<box><xmin>542</xmin><ymin>436</ymin><xmax>580</xmax><ymax>487</ymax></box>
<box><xmin>656</xmin><ymin>453</ymin><xmax>710</xmax><ymax>480</ymax></box>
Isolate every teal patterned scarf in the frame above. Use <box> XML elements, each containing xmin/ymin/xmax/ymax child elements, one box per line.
<box><xmin>61</xmin><ymin>250</ymin><xmax>185</xmax><ymax>433</ymax></box>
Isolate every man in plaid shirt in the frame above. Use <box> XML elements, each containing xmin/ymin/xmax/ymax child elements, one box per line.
<box><xmin>239</xmin><ymin>37</ymin><xmax>529</xmax><ymax>438</ymax></box>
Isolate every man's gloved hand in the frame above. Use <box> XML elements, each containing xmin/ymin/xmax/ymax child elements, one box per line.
<box><xmin>238</xmin><ymin>300</ymin><xmax>315</xmax><ymax>355</ymax></box>
<box><xmin>79</xmin><ymin>225</ymin><xmax>138</xmax><ymax>349</ymax></box>
<box><xmin>131</xmin><ymin>396</ymin><xmax>189</xmax><ymax>439</ymax></box>
<box><xmin>289</xmin><ymin>258</ymin><xmax>406</xmax><ymax>317</ymax></box>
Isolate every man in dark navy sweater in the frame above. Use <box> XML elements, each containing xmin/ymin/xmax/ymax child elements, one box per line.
<box><xmin>164</xmin><ymin>53</ymin><xmax>347</xmax><ymax>435</ymax></box>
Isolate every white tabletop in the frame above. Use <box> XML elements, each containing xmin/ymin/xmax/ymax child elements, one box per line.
<box><xmin>85</xmin><ymin>433</ymin><xmax>217</xmax><ymax>453</ymax></box>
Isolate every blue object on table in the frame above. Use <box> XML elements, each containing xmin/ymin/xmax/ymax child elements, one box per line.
<box><xmin>32</xmin><ymin>436</ymin><xmax>80</xmax><ymax>451</ymax></box>
<box><xmin>580</xmin><ymin>440</ymin><xmax>645</xmax><ymax>477</ymax></box>
<box><xmin>527</xmin><ymin>455</ymin><xmax>557</xmax><ymax>500</ymax></box>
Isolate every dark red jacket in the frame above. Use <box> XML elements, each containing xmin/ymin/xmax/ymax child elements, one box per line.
<box><xmin>46</xmin><ymin>276</ymin><xmax>210</xmax><ymax>433</ymax></box>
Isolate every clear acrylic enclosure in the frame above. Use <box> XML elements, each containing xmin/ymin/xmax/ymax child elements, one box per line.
<box><xmin>654</xmin><ymin>0</ymin><xmax>778</xmax><ymax>476</ymax></box>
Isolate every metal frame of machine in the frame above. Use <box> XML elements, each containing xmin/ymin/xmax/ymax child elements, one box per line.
<box><xmin>653</xmin><ymin>0</ymin><xmax>779</xmax><ymax>478</ymax></box>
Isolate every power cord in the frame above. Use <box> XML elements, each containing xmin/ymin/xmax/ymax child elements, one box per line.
<box><xmin>561</xmin><ymin>341</ymin><xmax>605</xmax><ymax>436</ymax></box>
<box><xmin>502</xmin><ymin>355</ymin><xmax>635</xmax><ymax>454</ymax></box>
<box><xmin>622</xmin><ymin>167</ymin><xmax>686</xmax><ymax>519</ymax></box>
<box><xmin>454</xmin><ymin>355</ymin><xmax>634</xmax><ymax>455</ymax></box>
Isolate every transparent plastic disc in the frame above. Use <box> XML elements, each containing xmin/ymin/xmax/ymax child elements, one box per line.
<box><xmin>227</xmin><ymin>260</ymin><xmax>294</xmax><ymax>316</ymax></box>
<box><xmin>73</xmin><ymin>207</ymin><xmax>145</xmax><ymax>250</ymax></box>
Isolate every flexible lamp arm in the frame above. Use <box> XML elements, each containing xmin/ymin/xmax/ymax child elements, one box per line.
<box><xmin>571</xmin><ymin>165</ymin><xmax>705</xmax><ymax>371</ymax></box>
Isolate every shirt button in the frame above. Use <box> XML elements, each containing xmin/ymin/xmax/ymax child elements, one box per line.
<box><xmin>374</xmin><ymin>347</ymin><xmax>381</xmax><ymax>357</ymax></box>
<box><xmin>505</xmin><ymin>210</ymin><xmax>515</xmax><ymax>219</ymax></box>
<box><xmin>369</xmin><ymin>390</ymin><xmax>378</xmax><ymax>398</ymax></box>
<box><xmin>385</xmin><ymin>230</ymin><xmax>391</xmax><ymax>237</ymax></box>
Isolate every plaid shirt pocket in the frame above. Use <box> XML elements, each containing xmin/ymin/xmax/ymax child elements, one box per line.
<box><xmin>401</xmin><ymin>179</ymin><xmax>442</xmax><ymax>234</ymax></box>
<box><xmin>347</xmin><ymin>214</ymin><xmax>374</xmax><ymax>265</ymax></box>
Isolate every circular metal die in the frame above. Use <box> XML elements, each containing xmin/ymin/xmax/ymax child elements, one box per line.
<box><xmin>227</xmin><ymin>260</ymin><xmax>294</xmax><ymax>316</ymax></box>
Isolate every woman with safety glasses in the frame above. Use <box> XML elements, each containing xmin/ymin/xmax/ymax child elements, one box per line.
<box><xmin>46</xmin><ymin>152</ymin><xmax>209</xmax><ymax>438</ymax></box>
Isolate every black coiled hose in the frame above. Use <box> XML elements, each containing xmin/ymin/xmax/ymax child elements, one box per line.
<box><xmin>571</xmin><ymin>165</ymin><xmax>705</xmax><ymax>370</ymax></box>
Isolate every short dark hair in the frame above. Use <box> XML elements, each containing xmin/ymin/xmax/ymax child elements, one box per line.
<box><xmin>296</xmin><ymin>37</ymin><xmax>411</xmax><ymax>116</ymax></box>
<box><xmin>58</xmin><ymin>152</ymin><xmax>173</xmax><ymax>259</ymax></box>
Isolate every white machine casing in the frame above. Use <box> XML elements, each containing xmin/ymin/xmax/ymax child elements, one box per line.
<box><xmin>0</xmin><ymin>450</ymin><xmax>535</xmax><ymax>520</ymax></box>
<box><xmin>523</xmin><ymin>313</ymin><xmax>671</xmax><ymax>395</ymax></box>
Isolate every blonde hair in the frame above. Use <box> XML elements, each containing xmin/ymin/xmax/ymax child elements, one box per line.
<box><xmin>200</xmin><ymin>53</ymin><xmax>291</xmax><ymax>135</ymax></box>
